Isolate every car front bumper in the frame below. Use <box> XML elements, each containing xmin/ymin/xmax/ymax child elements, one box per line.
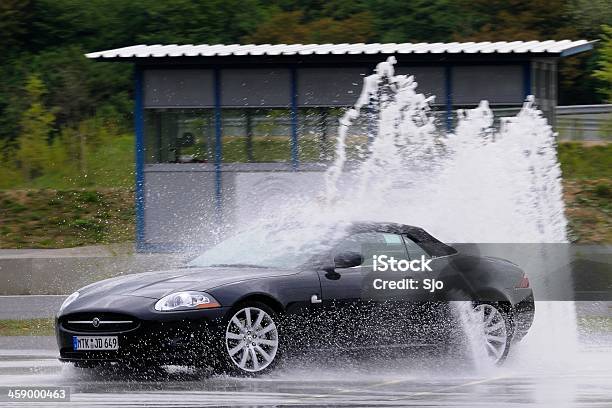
<box><xmin>56</xmin><ymin>306</ymin><xmax>230</xmax><ymax>366</ymax></box>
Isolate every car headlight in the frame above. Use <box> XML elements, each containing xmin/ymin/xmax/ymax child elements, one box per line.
<box><xmin>154</xmin><ymin>291</ymin><xmax>221</xmax><ymax>311</ymax></box>
<box><xmin>59</xmin><ymin>291</ymin><xmax>79</xmax><ymax>313</ymax></box>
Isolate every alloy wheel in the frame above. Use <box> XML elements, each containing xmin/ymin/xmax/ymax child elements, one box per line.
<box><xmin>225</xmin><ymin>307</ymin><xmax>279</xmax><ymax>373</ymax></box>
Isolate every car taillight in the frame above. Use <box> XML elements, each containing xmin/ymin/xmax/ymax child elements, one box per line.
<box><xmin>515</xmin><ymin>275</ymin><xmax>530</xmax><ymax>288</ymax></box>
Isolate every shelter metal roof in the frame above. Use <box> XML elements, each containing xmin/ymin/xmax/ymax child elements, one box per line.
<box><xmin>86</xmin><ymin>40</ymin><xmax>594</xmax><ymax>60</ymax></box>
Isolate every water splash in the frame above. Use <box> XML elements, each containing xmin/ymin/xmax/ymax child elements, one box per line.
<box><xmin>322</xmin><ymin>58</ymin><xmax>567</xmax><ymax>245</ymax></box>
<box><xmin>329</xmin><ymin>57</ymin><xmax>575</xmax><ymax>368</ymax></box>
<box><xmin>223</xmin><ymin>56</ymin><xmax>576</xmax><ymax>370</ymax></box>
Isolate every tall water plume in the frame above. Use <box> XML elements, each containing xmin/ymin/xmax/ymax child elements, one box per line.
<box><xmin>233</xmin><ymin>56</ymin><xmax>576</xmax><ymax>368</ymax></box>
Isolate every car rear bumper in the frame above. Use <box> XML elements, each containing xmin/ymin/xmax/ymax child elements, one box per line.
<box><xmin>56</xmin><ymin>307</ymin><xmax>229</xmax><ymax>366</ymax></box>
<box><xmin>512</xmin><ymin>293</ymin><xmax>535</xmax><ymax>342</ymax></box>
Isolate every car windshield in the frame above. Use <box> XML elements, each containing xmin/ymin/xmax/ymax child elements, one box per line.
<box><xmin>188</xmin><ymin>225</ymin><xmax>344</xmax><ymax>269</ymax></box>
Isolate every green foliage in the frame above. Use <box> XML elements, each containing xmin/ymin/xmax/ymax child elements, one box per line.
<box><xmin>456</xmin><ymin>0</ymin><xmax>576</xmax><ymax>41</ymax></box>
<box><xmin>9</xmin><ymin>133</ymin><xmax>135</xmax><ymax>190</ymax></box>
<box><xmin>0</xmin><ymin>318</ymin><xmax>55</xmax><ymax>337</ymax></box>
<box><xmin>15</xmin><ymin>75</ymin><xmax>55</xmax><ymax>181</ymax></box>
<box><xmin>0</xmin><ymin>0</ymin><xmax>609</xmax><ymax>191</ymax></box>
<box><xmin>567</xmin><ymin>1</ymin><xmax>612</xmax><ymax>40</ymax></box>
<box><xmin>0</xmin><ymin>0</ymin><xmax>33</xmax><ymax>55</ymax></box>
<box><xmin>0</xmin><ymin>98</ymin><xmax>134</xmax><ymax>190</ymax></box>
<box><xmin>370</xmin><ymin>0</ymin><xmax>470</xmax><ymax>43</ymax></box>
<box><xmin>245</xmin><ymin>10</ymin><xmax>375</xmax><ymax>43</ymax></box>
<box><xmin>0</xmin><ymin>67</ymin><xmax>134</xmax><ymax>189</ymax></box>
<box><xmin>594</xmin><ymin>25</ymin><xmax>612</xmax><ymax>102</ymax></box>
<box><xmin>594</xmin><ymin>182</ymin><xmax>611</xmax><ymax>198</ymax></box>
<box><xmin>557</xmin><ymin>142</ymin><xmax>612</xmax><ymax>179</ymax></box>
<box><xmin>0</xmin><ymin>188</ymin><xmax>135</xmax><ymax>248</ymax></box>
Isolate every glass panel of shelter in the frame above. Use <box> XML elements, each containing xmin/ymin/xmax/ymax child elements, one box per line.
<box><xmin>144</xmin><ymin>107</ymin><xmax>373</xmax><ymax>164</ymax></box>
<box><xmin>222</xmin><ymin>108</ymin><xmax>291</xmax><ymax>163</ymax></box>
<box><xmin>298</xmin><ymin>107</ymin><xmax>370</xmax><ymax>163</ymax></box>
<box><xmin>144</xmin><ymin>109</ymin><xmax>215</xmax><ymax>164</ymax></box>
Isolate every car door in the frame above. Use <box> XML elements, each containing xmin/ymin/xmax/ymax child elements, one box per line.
<box><xmin>397</xmin><ymin>233</ymin><xmax>463</xmax><ymax>343</ymax></box>
<box><xmin>402</xmin><ymin>231</ymin><xmax>463</xmax><ymax>302</ymax></box>
<box><xmin>315</xmin><ymin>232</ymin><xmax>410</xmax><ymax>348</ymax></box>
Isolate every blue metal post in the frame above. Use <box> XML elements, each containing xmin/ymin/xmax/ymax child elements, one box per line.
<box><xmin>444</xmin><ymin>65</ymin><xmax>453</xmax><ymax>132</ymax></box>
<box><xmin>290</xmin><ymin>67</ymin><xmax>299</xmax><ymax>170</ymax></box>
<box><xmin>214</xmin><ymin>68</ymin><xmax>223</xmax><ymax>222</ymax></box>
<box><xmin>134</xmin><ymin>66</ymin><xmax>145</xmax><ymax>251</ymax></box>
<box><xmin>523</xmin><ymin>61</ymin><xmax>532</xmax><ymax>99</ymax></box>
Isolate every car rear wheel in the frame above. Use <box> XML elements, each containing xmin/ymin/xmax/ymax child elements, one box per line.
<box><xmin>473</xmin><ymin>303</ymin><xmax>511</xmax><ymax>364</ymax></box>
<box><xmin>221</xmin><ymin>302</ymin><xmax>281</xmax><ymax>375</ymax></box>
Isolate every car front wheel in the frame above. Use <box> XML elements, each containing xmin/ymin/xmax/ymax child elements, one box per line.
<box><xmin>221</xmin><ymin>302</ymin><xmax>281</xmax><ymax>375</ymax></box>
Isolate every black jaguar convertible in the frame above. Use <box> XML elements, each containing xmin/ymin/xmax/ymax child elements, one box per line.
<box><xmin>56</xmin><ymin>222</ymin><xmax>534</xmax><ymax>374</ymax></box>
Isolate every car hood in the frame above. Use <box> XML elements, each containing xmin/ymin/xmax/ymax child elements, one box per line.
<box><xmin>77</xmin><ymin>266</ymin><xmax>297</xmax><ymax>300</ymax></box>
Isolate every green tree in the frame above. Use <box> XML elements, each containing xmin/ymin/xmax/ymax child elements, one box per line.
<box><xmin>0</xmin><ymin>0</ymin><xmax>608</xmax><ymax>155</ymax></box>
<box><xmin>245</xmin><ymin>11</ymin><xmax>311</xmax><ymax>43</ymax></box>
<box><xmin>15</xmin><ymin>75</ymin><xmax>55</xmax><ymax>181</ymax></box>
<box><xmin>245</xmin><ymin>10</ymin><xmax>374</xmax><ymax>43</ymax></box>
<box><xmin>369</xmin><ymin>0</ymin><xmax>471</xmax><ymax>43</ymax></box>
<box><xmin>567</xmin><ymin>0</ymin><xmax>612</xmax><ymax>40</ymax></box>
<box><xmin>456</xmin><ymin>0</ymin><xmax>576</xmax><ymax>41</ymax></box>
<box><xmin>454</xmin><ymin>0</ymin><xmax>607</xmax><ymax>104</ymax></box>
<box><xmin>0</xmin><ymin>138</ymin><xmax>22</xmax><ymax>188</ymax></box>
<box><xmin>307</xmin><ymin>12</ymin><xmax>374</xmax><ymax>43</ymax></box>
<box><xmin>0</xmin><ymin>0</ymin><xmax>33</xmax><ymax>55</ymax></box>
<box><xmin>594</xmin><ymin>26</ymin><xmax>612</xmax><ymax>102</ymax></box>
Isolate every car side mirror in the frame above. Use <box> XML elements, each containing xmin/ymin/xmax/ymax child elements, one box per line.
<box><xmin>334</xmin><ymin>251</ymin><xmax>363</xmax><ymax>269</ymax></box>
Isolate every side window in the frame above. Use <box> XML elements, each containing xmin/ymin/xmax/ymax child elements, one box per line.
<box><xmin>332</xmin><ymin>233</ymin><xmax>380</xmax><ymax>269</ymax></box>
<box><xmin>402</xmin><ymin>235</ymin><xmax>431</xmax><ymax>260</ymax></box>
<box><xmin>332</xmin><ymin>232</ymin><xmax>408</xmax><ymax>268</ymax></box>
<box><xmin>380</xmin><ymin>233</ymin><xmax>410</xmax><ymax>263</ymax></box>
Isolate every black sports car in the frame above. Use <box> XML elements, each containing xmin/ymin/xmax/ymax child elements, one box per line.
<box><xmin>56</xmin><ymin>222</ymin><xmax>534</xmax><ymax>374</ymax></box>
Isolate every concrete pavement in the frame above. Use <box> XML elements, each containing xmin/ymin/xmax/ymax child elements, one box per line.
<box><xmin>0</xmin><ymin>295</ymin><xmax>65</xmax><ymax>319</ymax></box>
<box><xmin>0</xmin><ymin>336</ymin><xmax>56</xmax><ymax>350</ymax></box>
<box><xmin>0</xmin><ymin>344</ymin><xmax>611</xmax><ymax>407</ymax></box>
<box><xmin>0</xmin><ymin>244</ymin><xmax>185</xmax><ymax>296</ymax></box>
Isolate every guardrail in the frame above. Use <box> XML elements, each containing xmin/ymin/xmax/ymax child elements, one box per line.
<box><xmin>556</xmin><ymin>104</ymin><xmax>611</xmax><ymax>141</ymax></box>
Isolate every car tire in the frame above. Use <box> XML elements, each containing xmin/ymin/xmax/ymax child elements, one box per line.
<box><xmin>473</xmin><ymin>302</ymin><xmax>512</xmax><ymax>365</ymax></box>
<box><xmin>217</xmin><ymin>301</ymin><xmax>282</xmax><ymax>376</ymax></box>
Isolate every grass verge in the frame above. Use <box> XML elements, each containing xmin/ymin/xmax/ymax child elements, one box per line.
<box><xmin>0</xmin><ymin>318</ymin><xmax>55</xmax><ymax>336</ymax></box>
<box><xmin>559</xmin><ymin>142</ymin><xmax>612</xmax><ymax>243</ymax></box>
<box><xmin>0</xmin><ymin>315</ymin><xmax>609</xmax><ymax>336</ymax></box>
<box><xmin>564</xmin><ymin>178</ymin><xmax>612</xmax><ymax>243</ymax></box>
<box><xmin>0</xmin><ymin>188</ymin><xmax>134</xmax><ymax>248</ymax></box>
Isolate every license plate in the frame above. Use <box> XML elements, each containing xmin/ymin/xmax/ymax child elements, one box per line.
<box><xmin>72</xmin><ymin>336</ymin><xmax>119</xmax><ymax>351</ymax></box>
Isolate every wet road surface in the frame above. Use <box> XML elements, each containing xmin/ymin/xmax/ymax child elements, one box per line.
<box><xmin>1</xmin><ymin>343</ymin><xmax>611</xmax><ymax>407</ymax></box>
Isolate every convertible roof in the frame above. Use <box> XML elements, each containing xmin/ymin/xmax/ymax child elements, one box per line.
<box><xmin>348</xmin><ymin>221</ymin><xmax>423</xmax><ymax>236</ymax></box>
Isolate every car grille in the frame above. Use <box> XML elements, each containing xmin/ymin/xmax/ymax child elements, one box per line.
<box><xmin>61</xmin><ymin>312</ymin><xmax>140</xmax><ymax>333</ymax></box>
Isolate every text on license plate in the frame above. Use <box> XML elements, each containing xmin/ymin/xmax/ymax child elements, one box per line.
<box><xmin>73</xmin><ymin>336</ymin><xmax>119</xmax><ymax>351</ymax></box>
